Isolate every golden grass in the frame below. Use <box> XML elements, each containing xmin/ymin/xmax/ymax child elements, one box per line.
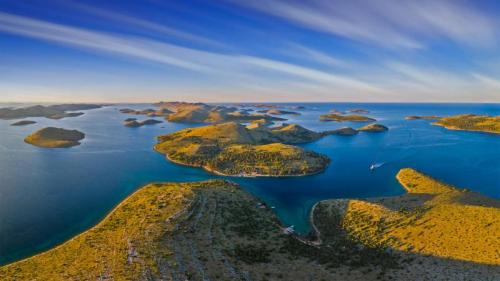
<box><xmin>0</xmin><ymin>181</ymin><xmax>215</xmax><ymax>280</ymax></box>
<box><xmin>433</xmin><ymin>114</ymin><xmax>500</xmax><ymax>134</ymax></box>
<box><xmin>318</xmin><ymin>168</ymin><xmax>500</xmax><ymax>265</ymax></box>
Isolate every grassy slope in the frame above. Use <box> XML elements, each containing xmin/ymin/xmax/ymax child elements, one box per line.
<box><xmin>315</xmin><ymin>168</ymin><xmax>500</xmax><ymax>265</ymax></box>
<box><xmin>155</xmin><ymin>122</ymin><xmax>329</xmax><ymax>176</ymax></box>
<box><xmin>433</xmin><ymin>114</ymin><xmax>500</xmax><ymax>134</ymax></box>
<box><xmin>2</xmin><ymin>174</ymin><xmax>498</xmax><ymax>280</ymax></box>
<box><xmin>0</xmin><ymin>181</ymin><xmax>206</xmax><ymax>280</ymax></box>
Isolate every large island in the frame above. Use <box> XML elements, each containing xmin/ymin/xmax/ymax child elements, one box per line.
<box><xmin>154</xmin><ymin>122</ymin><xmax>329</xmax><ymax>176</ymax></box>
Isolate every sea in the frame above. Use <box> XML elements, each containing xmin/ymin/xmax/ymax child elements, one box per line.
<box><xmin>0</xmin><ymin>103</ymin><xmax>499</xmax><ymax>265</ymax></box>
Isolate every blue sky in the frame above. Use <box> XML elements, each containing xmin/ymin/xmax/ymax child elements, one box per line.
<box><xmin>0</xmin><ymin>0</ymin><xmax>499</xmax><ymax>103</ymax></box>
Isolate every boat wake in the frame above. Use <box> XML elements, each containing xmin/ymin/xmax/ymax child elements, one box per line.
<box><xmin>369</xmin><ymin>162</ymin><xmax>385</xmax><ymax>171</ymax></box>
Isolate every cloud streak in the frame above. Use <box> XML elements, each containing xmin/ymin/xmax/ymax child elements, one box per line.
<box><xmin>0</xmin><ymin>11</ymin><xmax>382</xmax><ymax>97</ymax></box>
<box><xmin>232</xmin><ymin>0</ymin><xmax>498</xmax><ymax>49</ymax></box>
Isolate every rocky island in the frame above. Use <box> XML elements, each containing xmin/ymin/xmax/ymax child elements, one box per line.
<box><xmin>0</xmin><ymin>104</ymin><xmax>103</xmax><ymax>120</ymax></box>
<box><xmin>11</xmin><ymin>120</ymin><xmax>36</xmax><ymax>126</ymax></box>
<box><xmin>24</xmin><ymin>127</ymin><xmax>85</xmax><ymax>148</ymax></box>
<box><xmin>325</xmin><ymin>126</ymin><xmax>359</xmax><ymax>136</ymax></box>
<box><xmin>119</xmin><ymin>108</ymin><xmax>172</xmax><ymax>117</ymax></box>
<box><xmin>433</xmin><ymin>114</ymin><xmax>500</xmax><ymax>134</ymax></box>
<box><xmin>256</xmin><ymin>109</ymin><xmax>301</xmax><ymax>115</ymax></box>
<box><xmin>152</xmin><ymin>101</ymin><xmax>286</xmax><ymax>124</ymax></box>
<box><xmin>358</xmin><ymin>123</ymin><xmax>389</xmax><ymax>132</ymax></box>
<box><xmin>348</xmin><ymin>109</ymin><xmax>370</xmax><ymax>113</ymax></box>
<box><xmin>154</xmin><ymin>122</ymin><xmax>329</xmax><ymax>176</ymax></box>
<box><xmin>124</xmin><ymin>119</ymin><xmax>163</xmax><ymax>127</ymax></box>
<box><xmin>405</xmin><ymin>115</ymin><xmax>441</xmax><ymax>120</ymax></box>
<box><xmin>320</xmin><ymin>113</ymin><xmax>375</xmax><ymax>122</ymax></box>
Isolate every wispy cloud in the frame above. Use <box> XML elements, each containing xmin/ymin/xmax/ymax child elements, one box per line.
<box><xmin>0</xmin><ymin>12</ymin><xmax>381</xmax><ymax>96</ymax></box>
<box><xmin>232</xmin><ymin>0</ymin><xmax>498</xmax><ymax>49</ymax></box>
<box><xmin>473</xmin><ymin>73</ymin><xmax>500</xmax><ymax>90</ymax></box>
<box><xmin>0</xmin><ymin>12</ymin><xmax>210</xmax><ymax>72</ymax></box>
<box><xmin>61</xmin><ymin>0</ymin><xmax>224</xmax><ymax>48</ymax></box>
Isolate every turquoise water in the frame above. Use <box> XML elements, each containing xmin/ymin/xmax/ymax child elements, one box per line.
<box><xmin>0</xmin><ymin>103</ymin><xmax>499</xmax><ymax>265</ymax></box>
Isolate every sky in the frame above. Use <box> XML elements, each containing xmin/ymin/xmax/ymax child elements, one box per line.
<box><xmin>0</xmin><ymin>0</ymin><xmax>499</xmax><ymax>103</ymax></box>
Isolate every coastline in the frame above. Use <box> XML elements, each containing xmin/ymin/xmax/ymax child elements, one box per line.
<box><xmin>156</xmin><ymin>145</ymin><xmax>329</xmax><ymax>178</ymax></box>
<box><xmin>1</xmin><ymin>182</ymin><xmax>194</xmax><ymax>267</ymax></box>
<box><xmin>432</xmin><ymin>123</ymin><xmax>500</xmax><ymax>135</ymax></box>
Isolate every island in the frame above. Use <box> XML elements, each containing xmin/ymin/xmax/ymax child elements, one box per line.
<box><xmin>256</xmin><ymin>109</ymin><xmax>301</xmax><ymax>115</ymax></box>
<box><xmin>312</xmin><ymin>168</ymin><xmax>500</xmax><ymax>268</ymax></box>
<box><xmin>245</xmin><ymin>118</ymin><xmax>274</xmax><ymax>129</ymax></box>
<box><xmin>329</xmin><ymin>109</ymin><xmax>345</xmax><ymax>114</ymax></box>
<box><xmin>119</xmin><ymin>108</ymin><xmax>172</xmax><ymax>117</ymax></box>
<box><xmin>320</xmin><ymin>113</ymin><xmax>375</xmax><ymax>122</ymax></box>
<box><xmin>325</xmin><ymin>126</ymin><xmax>358</xmax><ymax>136</ymax></box>
<box><xmin>433</xmin><ymin>114</ymin><xmax>499</xmax><ymax>134</ymax></box>
<box><xmin>24</xmin><ymin>127</ymin><xmax>85</xmax><ymax>148</ymax></box>
<box><xmin>11</xmin><ymin>120</ymin><xmax>36</xmax><ymax>126</ymax></box>
<box><xmin>2</xmin><ymin>170</ymin><xmax>498</xmax><ymax>280</ymax></box>
<box><xmin>154</xmin><ymin>122</ymin><xmax>329</xmax><ymax>176</ymax></box>
<box><xmin>152</xmin><ymin>102</ymin><xmax>286</xmax><ymax>124</ymax></box>
<box><xmin>0</xmin><ymin>104</ymin><xmax>103</xmax><ymax>120</ymax></box>
<box><xmin>358</xmin><ymin>123</ymin><xmax>389</xmax><ymax>132</ymax></box>
<box><xmin>405</xmin><ymin>115</ymin><xmax>441</xmax><ymax>120</ymax></box>
<box><xmin>124</xmin><ymin>119</ymin><xmax>163</xmax><ymax>128</ymax></box>
<box><xmin>348</xmin><ymin>109</ymin><xmax>370</xmax><ymax>113</ymax></box>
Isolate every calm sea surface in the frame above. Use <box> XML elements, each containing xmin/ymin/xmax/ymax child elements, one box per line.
<box><xmin>0</xmin><ymin>103</ymin><xmax>499</xmax><ymax>265</ymax></box>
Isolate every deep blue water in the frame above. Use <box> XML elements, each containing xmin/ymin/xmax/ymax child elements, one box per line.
<box><xmin>0</xmin><ymin>103</ymin><xmax>499</xmax><ymax>265</ymax></box>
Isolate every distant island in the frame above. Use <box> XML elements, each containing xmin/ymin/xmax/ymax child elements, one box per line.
<box><xmin>24</xmin><ymin>127</ymin><xmax>85</xmax><ymax>148</ymax></box>
<box><xmin>124</xmin><ymin>119</ymin><xmax>163</xmax><ymax>127</ymax></box>
<box><xmin>405</xmin><ymin>115</ymin><xmax>441</xmax><ymax>120</ymax></box>
<box><xmin>348</xmin><ymin>109</ymin><xmax>370</xmax><ymax>113</ymax></box>
<box><xmin>119</xmin><ymin>108</ymin><xmax>172</xmax><ymax>117</ymax></box>
<box><xmin>313</xmin><ymin>168</ymin><xmax>500</xmax><ymax>267</ymax></box>
<box><xmin>320</xmin><ymin>113</ymin><xmax>375</xmax><ymax>122</ymax></box>
<box><xmin>433</xmin><ymin>114</ymin><xmax>499</xmax><ymax>134</ymax></box>
<box><xmin>324</xmin><ymin>126</ymin><xmax>358</xmax><ymax>136</ymax></box>
<box><xmin>11</xmin><ymin>120</ymin><xmax>36</xmax><ymax>126</ymax></box>
<box><xmin>155</xmin><ymin>122</ymin><xmax>329</xmax><ymax>176</ymax></box>
<box><xmin>2</xmin><ymin>170</ymin><xmax>498</xmax><ymax>280</ymax></box>
<box><xmin>0</xmin><ymin>104</ymin><xmax>103</xmax><ymax>120</ymax></box>
<box><xmin>256</xmin><ymin>109</ymin><xmax>301</xmax><ymax>115</ymax></box>
<box><xmin>358</xmin><ymin>123</ymin><xmax>389</xmax><ymax>132</ymax></box>
<box><xmin>125</xmin><ymin>102</ymin><xmax>287</xmax><ymax>124</ymax></box>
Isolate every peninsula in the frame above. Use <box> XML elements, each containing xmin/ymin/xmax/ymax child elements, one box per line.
<box><xmin>24</xmin><ymin>127</ymin><xmax>85</xmax><ymax>148</ymax></box>
<box><xmin>0</xmin><ymin>104</ymin><xmax>103</xmax><ymax>120</ymax></box>
<box><xmin>154</xmin><ymin>122</ymin><xmax>329</xmax><ymax>176</ymax></box>
<box><xmin>312</xmin><ymin>168</ymin><xmax>500</xmax><ymax>266</ymax></box>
